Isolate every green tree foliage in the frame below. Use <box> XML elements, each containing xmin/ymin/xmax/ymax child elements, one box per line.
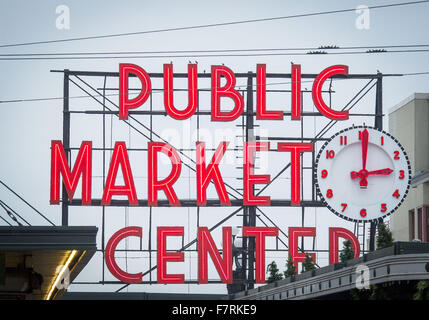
<box><xmin>376</xmin><ymin>222</ymin><xmax>394</xmax><ymax>249</ymax></box>
<box><xmin>368</xmin><ymin>284</ymin><xmax>390</xmax><ymax>300</ymax></box>
<box><xmin>351</xmin><ymin>285</ymin><xmax>390</xmax><ymax>300</ymax></box>
<box><xmin>301</xmin><ymin>253</ymin><xmax>316</xmax><ymax>273</ymax></box>
<box><xmin>413</xmin><ymin>280</ymin><xmax>429</xmax><ymax>300</ymax></box>
<box><xmin>350</xmin><ymin>288</ymin><xmax>371</xmax><ymax>300</ymax></box>
<box><xmin>266</xmin><ymin>261</ymin><xmax>283</xmax><ymax>283</ymax></box>
<box><xmin>284</xmin><ymin>255</ymin><xmax>297</xmax><ymax>278</ymax></box>
<box><xmin>340</xmin><ymin>240</ymin><xmax>355</xmax><ymax>263</ymax></box>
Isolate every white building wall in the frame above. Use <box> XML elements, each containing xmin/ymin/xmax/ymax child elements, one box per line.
<box><xmin>389</xmin><ymin>93</ymin><xmax>429</xmax><ymax>241</ymax></box>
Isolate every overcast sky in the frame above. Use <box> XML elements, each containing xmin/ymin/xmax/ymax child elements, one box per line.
<box><xmin>0</xmin><ymin>0</ymin><xmax>428</xmax><ymax>295</ymax></box>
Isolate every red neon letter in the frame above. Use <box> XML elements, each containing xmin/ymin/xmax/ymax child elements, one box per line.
<box><xmin>329</xmin><ymin>227</ymin><xmax>361</xmax><ymax>264</ymax></box>
<box><xmin>157</xmin><ymin>226</ymin><xmax>185</xmax><ymax>284</ymax></box>
<box><xmin>288</xmin><ymin>227</ymin><xmax>316</xmax><ymax>269</ymax></box>
<box><xmin>101</xmin><ymin>142</ymin><xmax>138</xmax><ymax>206</ymax></box>
<box><xmin>105</xmin><ymin>226</ymin><xmax>142</xmax><ymax>283</ymax></box>
<box><xmin>242</xmin><ymin>227</ymin><xmax>278</xmax><ymax>283</ymax></box>
<box><xmin>148</xmin><ymin>142</ymin><xmax>181</xmax><ymax>206</ymax></box>
<box><xmin>277</xmin><ymin>143</ymin><xmax>313</xmax><ymax>206</ymax></box>
<box><xmin>256</xmin><ymin>64</ymin><xmax>283</xmax><ymax>120</ymax></box>
<box><xmin>291</xmin><ymin>64</ymin><xmax>301</xmax><ymax>120</ymax></box>
<box><xmin>211</xmin><ymin>65</ymin><xmax>244</xmax><ymax>121</ymax></box>
<box><xmin>312</xmin><ymin>65</ymin><xmax>349</xmax><ymax>120</ymax></box>
<box><xmin>50</xmin><ymin>140</ymin><xmax>92</xmax><ymax>205</ymax></box>
<box><xmin>164</xmin><ymin>63</ymin><xmax>198</xmax><ymax>120</ymax></box>
<box><xmin>119</xmin><ymin>63</ymin><xmax>151</xmax><ymax>120</ymax></box>
<box><xmin>243</xmin><ymin>142</ymin><xmax>271</xmax><ymax>206</ymax></box>
<box><xmin>196</xmin><ymin>142</ymin><xmax>231</xmax><ymax>206</ymax></box>
<box><xmin>198</xmin><ymin>227</ymin><xmax>233</xmax><ymax>284</ymax></box>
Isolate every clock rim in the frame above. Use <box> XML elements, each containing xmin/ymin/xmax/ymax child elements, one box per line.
<box><xmin>314</xmin><ymin>125</ymin><xmax>411</xmax><ymax>223</ymax></box>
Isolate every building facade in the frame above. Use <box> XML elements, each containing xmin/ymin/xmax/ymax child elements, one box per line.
<box><xmin>389</xmin><ymin>93</ymin><xmax>429</xmax><ymax>242</ymax></box>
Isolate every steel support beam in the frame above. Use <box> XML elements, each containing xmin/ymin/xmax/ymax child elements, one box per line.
<box><xmin>62</xmin><ymin>70</ymin><xmax>70</xmax><ymax>226</ymax></box>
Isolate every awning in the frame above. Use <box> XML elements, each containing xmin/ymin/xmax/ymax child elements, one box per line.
<box><xmin>0</xmin><ymin>226</ymin><xmax>97</xmax><ymax>300</ymax></box>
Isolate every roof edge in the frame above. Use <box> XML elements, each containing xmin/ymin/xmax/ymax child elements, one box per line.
<box><xmin>389</xmin><ymin>92</ymin><xmax>429</xmax><ymax>114</ymax></box>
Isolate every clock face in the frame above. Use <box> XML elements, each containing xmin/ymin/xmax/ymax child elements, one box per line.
<box><xmin>315</xmin><ymin>126</ymin><xmax>411</xmax><ymax>222</ymax></box>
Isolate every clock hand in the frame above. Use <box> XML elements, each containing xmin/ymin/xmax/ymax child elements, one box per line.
<box><xmin>350</xmin><ymin>168</ymin><xmax>393</xmax><ymax>187</ymax></box>
<box><xmin>350</xmin><ymin>171</ymin><xmax>367</xmax><ymax>185</ymax></box>
<box><xmin>359</xmin><ymin>129</ymin><xmax>369</xmax><ymax>188</ymax></box>
<box><xmin>350</xmin><ymin>171</ymin><xmax>360</xmax><ymax>179</ymax></box>
<box><xmin>367</xmin><ymin>168</ymin><xmax>393</xmax><ymax>176</ymax></box>
<box><xmin>361</xmin><ymin>129</ymin><xmax>369</xmax><ymax>169</ymax></box>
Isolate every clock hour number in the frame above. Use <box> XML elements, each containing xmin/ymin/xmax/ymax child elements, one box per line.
<box><xmin>326</xmin><ymin>189</ymin><xmax>333</xmax><ymax>198</ymax></box>
<box><xmin>326</xmin><ymin>150</ymin><xmax>335</xmax><ymax>159</ymax></box>
<box><xmin>381</xmin><ymin>136</ymin><xmax>384</xmax><ymax>145</ymax></box>
<box><xmin>399</xmin><ymin>170</ymin><xmax>405</xmax><ymax>179</ymax></box>
<box><xmin>381</xmin><ymin>203</ymin><xmax>387</xmax><ymax>212</ymax></box>
<box><xmin>341</xmin><ymin>203</ymin><xmax>347</xmax><ymax>212</ymax></box>
<box><xmin>340</xmin><ymin>136</ymin><xmax>347</xmax><ymax>145</ymax></box>
<box><xmin>393</xmin><ymin>189</ymin><xmax>400</xmax><ymax>199</ymax></box>
<box><xmin>321</xmin><ymin>170</ymin><xmax>328</xmax><ymax>178</ymax></box>
<box><xmin>360</xmin><ymin>209</ymin><xmax>367</xmax><ymax>218</ymax></box>
<box><xmin>394</xmin><ymin>150</ymin><xmax>400</xmax><ymax>160</ymax></box>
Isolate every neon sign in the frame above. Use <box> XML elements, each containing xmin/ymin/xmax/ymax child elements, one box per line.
<box><xmin>50</xmin><ymin>63</ymin><xmax>369</xmax><ymax>284</ymax></box>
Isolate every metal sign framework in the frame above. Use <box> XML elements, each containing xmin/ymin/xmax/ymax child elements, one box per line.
<box><xmin>52</xmin><ymin>68</ymin><xmax>385</xmax><ymax>292</ymax></box>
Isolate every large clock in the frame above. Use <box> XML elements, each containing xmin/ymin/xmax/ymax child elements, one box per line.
<box><xmin>315</xmin><ymin>126</ymin><xmax>411</xmax><ymax>222</ymax></box>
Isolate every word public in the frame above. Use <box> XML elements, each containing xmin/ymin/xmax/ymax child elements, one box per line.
<box><xmin>118</xmin><ymin>63</ymin><xmax>350</xmax><ymax>122</ymax></box>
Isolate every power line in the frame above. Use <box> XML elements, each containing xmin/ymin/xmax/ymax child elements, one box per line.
<box><xmin>0</xmin><ymin>1</ymin><xmax>428</xmax><ymax>48</ymax></box>
<box><xmin>0</xmin><ymin>201</ymin><xmax>23</xmax><ymax>226</ymax></box>
<box><xmin>0</xmin><ymin>179</ymin><xmax>55</xmax><ymax>226</ymax></box>
<box><xmin>0</xmin><ymin>214</ymin><xmax>12</xmax><ymax>226</ymax></box>
<box><xmin>1</xmin><ymin>49</ymin><xmax>429</xmax><ymax>60</ymax></box>
<box><xmin>0</xmin><ymin>93</ymin><xmax>111</xmax><ymax>104</ymax></box>
<box><xmin>0</xmin><ymin>200</ymin><xmax>29</xmax><ymax>226</ymax></box>
<box><xmin>2</xmin><ymin>44</ymin><xmax>429</xmax><ymax>56</ymax></box>
<box><xmin>0</xmin><ymin>80</ymin><xmax>316</xmax><ymax>104</ymax></box>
